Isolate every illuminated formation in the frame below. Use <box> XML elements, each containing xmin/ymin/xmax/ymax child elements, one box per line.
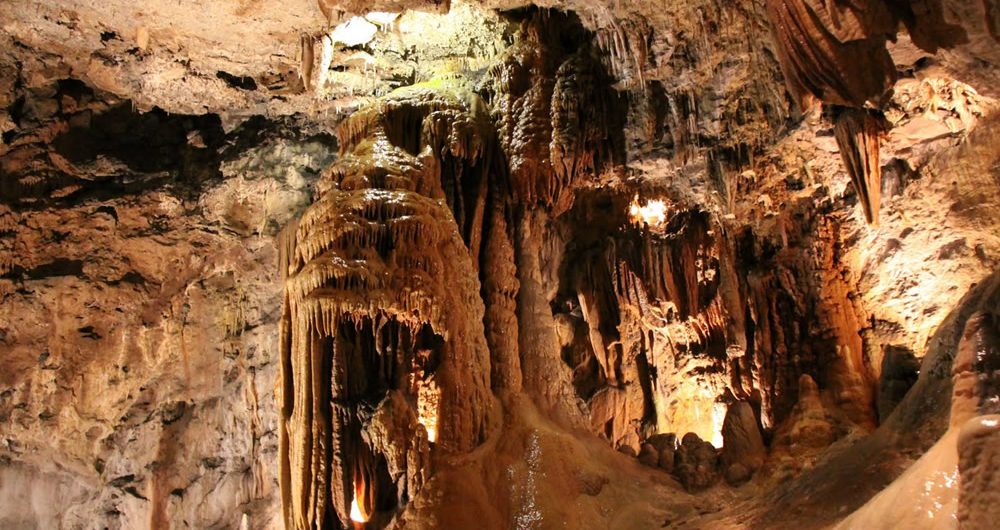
<box><xmin>833</xmin><ymin>108</ymin><xmax>884</xmax><ymax>224</ymax></box>
<box><xmin>628</xmin><ymin>195</ymin><xmax>668</xmax><ymax>229</ymax></box>
<box><xmin>278</xmin><ymin>81</ymin><xmax>497</xmax><ymax>529</ymax></box>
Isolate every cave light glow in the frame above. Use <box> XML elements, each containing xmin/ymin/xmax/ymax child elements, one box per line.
<box><xmin>417</xmin><ymin>379</ymin><xmax>441</xmax><ymax>443</ymax></box>
<box><xmin>629</xmin><ymin>195</ymin><xmax>668</xmax><ymax>229</ymax></box>
<box><xmin>349</xmin><ymin>495</ymin><xmax>368</xmax><ymax>524</ymax></box>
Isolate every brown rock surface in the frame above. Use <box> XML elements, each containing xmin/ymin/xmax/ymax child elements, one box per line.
<box><xmin>0</xmin><ymin>80</ymin><xmax>331</xmax><ymax>527</ymax></box>
<box><xmin>764</xmin><ymin>0</ymin><xmax>896</xmax><ymax>108</ymax></box>
<box><xmin>958</xmin><ymin>414</ymin><xmax>1000</xmax><ymax>528</ymax></box>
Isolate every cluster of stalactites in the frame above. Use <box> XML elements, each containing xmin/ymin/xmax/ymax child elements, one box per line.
<box><xmin>490</xmin><ymin>11</ymin><xmax>624</xmax><ymax>214</ymax></box>
<box><xmin>279</xmin><ymin>190</ymin><xmax>451</xmax><ymax>331</ymax></box>
<box><xmin>335</xmin><ymin>84</ymin><xmax>494</xmax><ymax>165</ymax></box>
<box><xmin>567</xmin><ymin>204</ymin><xmax>735</xmax><ymax>449</ymax></box>
<box><xmin>279</xmin><ymin>82</ymin><xmax>497</xmax><ymax>530</ymax></box>
<box><xmin>613</xmin><ymin>211</ymin><xmax>720</xmax><ymax>320</ymax></box>
<box><xmin>332</xmin><ymin>83</ymin><xmax>498</xmax><ymax>253</ymax></box>
<box><xmin>571</xmin><ymin>207</ymin><xmax>729</xmax><ymax>385</ymax></box>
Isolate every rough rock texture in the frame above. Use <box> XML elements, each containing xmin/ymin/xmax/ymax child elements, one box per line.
<box><xmin>764</xmin><ymin>0</ymin><xmax>897</xmax><ymax>108</ymax></box>
<box><xmin>673</xmin><ymin>432</ymin><xmax>719</xmax><ymax>492</ymax></box>
<box><xmin>0</xmin><ymin>76</ymin><xmax>334</xmax><ymax>528</ymax></box>
<box><xmin>833</xmin><ymin>108</ymin><xmax>884</xmax><ymax>224</ymax></box>
<box><xmin>950</xmin><ymin>312</ymin><xmax>1000</xmax><ymax>426</ymax></box>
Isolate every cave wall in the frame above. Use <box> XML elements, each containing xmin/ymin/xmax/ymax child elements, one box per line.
<box><xmin>0</xmin><ymin>74</ymin><xmax>336</xmax><ymax>528</ymax></box>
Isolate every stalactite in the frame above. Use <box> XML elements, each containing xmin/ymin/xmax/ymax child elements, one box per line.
<box><xmin>491</xmin><ymin>9</ymin><xmax>626</xmax><ymax>214</ymax></box>
<box><xmin>834</xmin><ymin>108</ymin><xmax>884</xmax><ymax>224</ymax></box>
<box><xmin>763</xmin><ymin>0</ymin><xmax>896</xmax><ymax>109</ymax></box>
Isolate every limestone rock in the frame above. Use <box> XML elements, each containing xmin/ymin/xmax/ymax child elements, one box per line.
<box><xmin>2</xmin><ymin>1</ymin><xmax>1000</xmax><ymax>529</ymax></box>
<box><xmin>950</xmin><ymin>312</ymin><xmax>1000</xmax><ymax>427</ymax></box>
<box><xmin>789</xmin><ymin>376</ymin><xmax>834</xmax><ymax>450</ymax></box>
<box><xmin>724</xmin><ymin>463</ymin><xmax>752</xmax><ymax>486</ymax></box>
<box><xmin>834</xmin><ymin>108</ymin><xmax>885</xmax><ymax>224</ymax></box>
<box><xmin>646</xmin><ymin>433</ymin><xmax>677</xmax><ymax>453</ymax></box>
<box><xmin>645</xmin><ymin>432</ymin><xmax>678</xmax><ymax>472</ymax></box>
<box><xmin>764</xmin><ymin>0</ymin><xmax>896</xmax><ymax>108</ymax></box>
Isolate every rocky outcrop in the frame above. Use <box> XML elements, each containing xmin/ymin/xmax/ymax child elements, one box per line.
<box><xmin>831</xmin><ymin>283</ymin><xmax>1000</xmax><ymax>529</ymax></box>
<box><xmin>0</xmin><ymin>75</ymin><xmax>332</xmax><ymax>529</ymax></box>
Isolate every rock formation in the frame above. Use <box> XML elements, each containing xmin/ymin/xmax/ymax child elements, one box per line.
<box><xmin>958</xmin><ymin>414</ymin><xmax>1000</xmax><ymax>527</ymax></box>
<box><xmin>278</xmin><ymin>82</ymin><xmax>497</xmax><ymax>528</ymax></box>
<box><xmin>673</xmin><ymin>432</ymin><xmax>720</xmax><ymax>491</ymax></box>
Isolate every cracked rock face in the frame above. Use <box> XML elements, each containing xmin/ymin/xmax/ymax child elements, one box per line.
<box><xmin>2</xmin><ymin>1</ymin><xmax>1000</xmax><ymax>529</ymax></box>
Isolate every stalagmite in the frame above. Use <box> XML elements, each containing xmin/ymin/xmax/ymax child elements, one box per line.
<box><xmin>720</xmin><ymin>401</ymin><xmax>766</xmax><ymax>485</ymax></box>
